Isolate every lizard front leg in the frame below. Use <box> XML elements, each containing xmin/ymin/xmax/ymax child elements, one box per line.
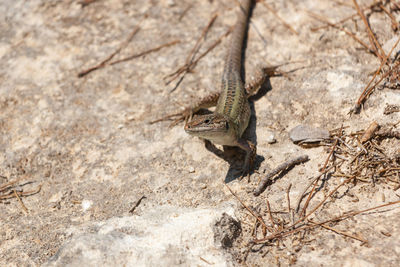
<box><xmin>150</xmin><ymin>92</ymin><xmax>220</xmax><ymax>126</ymax></box>
<box><xmin>245</xmin><ymin>65</ymin><xmax>281</xmax><ymax>96</ymax></box>
<box><xmin>236</xmin><ymin>138</ymin><xmax>256</xmax><ymax>180</ymax></box>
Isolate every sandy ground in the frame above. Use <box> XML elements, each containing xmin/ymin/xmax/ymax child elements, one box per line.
<box><xmin>1</xmin><ymin>0</ymin><xmax>400</xmax><ymax>266</ymax></box>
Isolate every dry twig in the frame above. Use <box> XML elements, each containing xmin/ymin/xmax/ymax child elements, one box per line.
<box><xmin>352</xmin><ymin>37</ymin><xmax>400</xmax><ymax>113</ymax></box>
<box><xmin>308</xmin><ymin>220</ymin><xmax>368</xmax><ymax>243</ymax></box>
<box><xmin>129</xmin><ymin>195</ymin><xmax>146</xmax><ymax>213</ymax></box>
<box><xmin>353</xmin><ymin>60</ymin><xmax>400</xmax><ymax>113</ymax></box>
<box><xmin>78</xmin><ymin>22</ymin><xmax>142</xmax><ymax>77</ymax></box>
<box><xmin>226</xmin><ymin>184</ymin><xmax>270</xmax><ymax>235</ymax></box>
<box><xmin>352</xmin><ymin>0</ymin><xmax>386</xmax><ymax>61</ymax></box>
<box><xmin>311</xmin><ymin>2</ymin><xmax>379</xmax><ymax>32</ymax></box>
<box><xmin>360</xmin><ymin>121</ymin><xmax>380</xmax><ymax>143</ymax></box>
<box><xmin>254</xmin><ymin>155</ymin><xmax>309</xmax><ymax>196</ymax></box>
<box><xmin>168</xmin><ymin>27</ymin><xmax>232</xmax><ymax>93</ymax></box>
<box><xmin>109</xmin><ymin>40</ymin><xmax>180</xmax><ymax>65</ymax></box>
<box><xmin>254</xmin><ymin>199</ymin><xmax>400</xmax><ymax>244</ymax></box>
<box><xmin>295</xmin><ymin>163</ymin><xmax>339</xmax><ymax>213</ymax></box>
<box><xmin>263</xmin><ymin>2</ymin><xmax>298</xmax><ymax>35</ymax></box>
<box><xmin>13</xmin><ymin>189</ymin><xmax>28</xmax><ymax>214</ymax></box>
<box><xmin>164</xmin><ymin>13</ymin><xmax>218</xmax><ymax>84</ymax></box>
<box><xmin>308</xmin><ymin>11</ymin><xmax>377</xmax><ymax>56</ymax></box>
<box><xmin>245</xmin><ymin>125</ymin><xmax>400</xmax><ymax>251</ymax></box>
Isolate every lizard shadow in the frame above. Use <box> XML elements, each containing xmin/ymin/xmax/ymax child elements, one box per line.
<box><xmin>198</xmin><ymin>76</ymin><xmax>272</xmax><ymax>183</ymax></box>
<box><xmin>197</xmin><ymin>0</ymin><xmax>274</xmax><ymax>183</ymax></box>
<box><xmin>224</xmin><ymin>77</ymin><xmax>272</xmax><ymax>183</ymax></box>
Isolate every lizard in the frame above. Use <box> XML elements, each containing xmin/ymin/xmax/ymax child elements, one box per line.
<box><xmin>154</xmin><ymin>0</ymin><xmax>269</xmax><ymax>178</ymax></box>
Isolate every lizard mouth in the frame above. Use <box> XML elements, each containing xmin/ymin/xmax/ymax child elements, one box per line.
<box><xmin>185</xmin><ymin>126</ymin><xmax>225</xmax><ymax>133</ymax></box>
<box><xmin>185</xmin><ymin>119</ymin><xmax>229</xmax><ymax>133</ymax></box>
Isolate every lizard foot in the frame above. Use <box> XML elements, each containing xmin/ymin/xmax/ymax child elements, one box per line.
<box><xmin>238</xmin><ymin>141</ymin><xmax>256</xmax><ymax>181</ymax></box>
<box><xmin>149</xmin><ymin>107</ymin><xmax>193</xmax><ymax>127</ymax></box>
<box><xmin>149</xmin><ymin>92</ymin><xmax>220</xmax><ymax>127</ymax></box>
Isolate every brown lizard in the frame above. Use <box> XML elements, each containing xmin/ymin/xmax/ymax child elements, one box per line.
<box><xmin>155</xmin><ymin>0</ymin><xmax>269</xmax><ymax>178</ymax></box>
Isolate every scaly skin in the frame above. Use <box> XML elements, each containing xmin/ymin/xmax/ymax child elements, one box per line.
<box><xmin>153</xmin><ymin>0</ymin><xmax>268</xmax><ymax>178</ymax></box>
<box><xmin>184</xmin><ymin>0</ymin><xmax>257</xmax><ymax>178</ymax></box>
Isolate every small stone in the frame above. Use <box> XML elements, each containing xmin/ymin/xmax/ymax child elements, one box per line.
<box><xmin>289</xmin><ymin>124</ymin><xmax>330</xmax><ymax>145</ymax></box>
<box><xmin>266</xmin><ymin>133</ymin><xmax>276</xmax><ymax>144</ymax></box>
<box><xmin>162</xmin><ymin>0</ymin><xmax>176</xmax><ymax>7</ymax></box>
<box><xmin>49</xmin><ymin>192</ymin><xmax>63</xmax><ymax>203</ymax></box>
<box><xmin>188</xmin><ymin>166</ymin><xmax>195</xmax><ymax>173</ymax></box>
<box><xmin>126</xmin><ymin>114</ymin><xmax>135</xmax><ymax>121</ymax></box>
<box><xmin>81</xmin><ymin>200</ymin><xmax>92</xmax><ymax>212</ymax></box>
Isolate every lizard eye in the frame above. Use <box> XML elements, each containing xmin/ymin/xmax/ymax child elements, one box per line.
<box><xmin>204</xmin><ymin>119</ymin><xmax>211</xmax><ymax>124</ymax></box>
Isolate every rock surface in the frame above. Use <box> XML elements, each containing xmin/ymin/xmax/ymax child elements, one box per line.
<box><xmin>45</xmin><ymin>205</ymin><xmax>237</xmax><ymax>267</ymax></box>
<box><xmin>1</xmin><ymin>0</ymin><xmax>399</xmax><ymax>266</ymax></box>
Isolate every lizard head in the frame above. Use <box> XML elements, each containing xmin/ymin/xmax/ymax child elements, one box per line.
<box><xmin>184</xmin><ymin>114</ymin><xmax>236</xmax><ymax>144</ymax></box>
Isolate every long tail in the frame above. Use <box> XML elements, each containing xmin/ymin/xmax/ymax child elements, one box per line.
<box><xmin>223</xmin><ymin>0</ymin><xmax>252</xmax><ymax>76</ymax></box>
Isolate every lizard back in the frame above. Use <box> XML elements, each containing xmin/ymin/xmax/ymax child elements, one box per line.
<box><xmin>215</xmin><ymin>0</ymin><xmax>252</xmax><ymax>137</ymax></box>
